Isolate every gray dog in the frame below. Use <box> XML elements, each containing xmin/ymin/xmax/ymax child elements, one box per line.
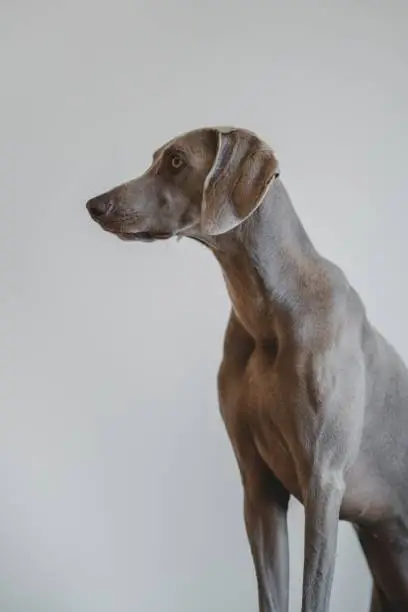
<box><xmin>86</xmin><ymin>127</ymin><xmax>408</xmax><ymax>612</ymax></box>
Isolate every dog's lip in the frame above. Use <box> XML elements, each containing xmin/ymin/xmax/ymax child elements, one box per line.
<box><xmin>117</xmin><ymin>231</ymin><xmax>173</xmax><ymax>242</ymax></box>
<box><xmin>94</xmin><ymin>220</ymin><xmax>173</xmax><ymax>242</ymax></box>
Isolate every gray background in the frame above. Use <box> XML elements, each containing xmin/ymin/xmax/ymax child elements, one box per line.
<box><xmin>1</xmin><ymin>1</ymin><xmax>407</xmax><ymax>610</ymax></box>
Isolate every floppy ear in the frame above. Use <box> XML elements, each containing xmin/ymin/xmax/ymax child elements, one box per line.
<box><xmin>201</xmin><ymin>128</ymin><xmax>279</xmax><ymax>236</ymax></box>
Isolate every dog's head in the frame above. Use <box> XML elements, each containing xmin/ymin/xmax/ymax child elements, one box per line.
<box><xmin>86</xmin><ymin>127</ymin><xmax>279</xmax><ymax>242</ymax></box>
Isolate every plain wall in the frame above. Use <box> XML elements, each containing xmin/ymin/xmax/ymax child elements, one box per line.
<box><xmin>1</xmin><ymin>1</ymin><xmax>407</xmax><ymax>610</ymax></box>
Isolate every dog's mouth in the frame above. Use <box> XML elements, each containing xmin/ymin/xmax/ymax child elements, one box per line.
<box><xmin>116</xmin><ymin>231</ymin><xmax>173</xmax><ymax>242</ymax></box>
<box><xmin>92</xmin><ymin>218</ymin><xmax>173</xmax><ymax>242</ymax></box>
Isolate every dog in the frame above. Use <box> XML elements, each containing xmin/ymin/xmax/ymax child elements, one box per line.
<box><xmin>86</xmin><ymin>126</ymin><xmax>408</xmax><ymax>611</ymax></box>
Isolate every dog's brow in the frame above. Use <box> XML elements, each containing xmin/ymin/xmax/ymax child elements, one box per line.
<box><xmin>167</xmin><ymin>144</ymin><xmax>186</xmax><ymax>156</ymax></box>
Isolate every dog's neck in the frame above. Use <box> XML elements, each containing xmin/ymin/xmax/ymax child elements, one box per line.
<box><xmin>211</xmin><ymin>179</ymin><xmax>331</xmax><ymax>344</ymax></box>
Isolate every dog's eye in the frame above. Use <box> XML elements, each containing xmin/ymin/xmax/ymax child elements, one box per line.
<box><xmin>169</xmin><ymin>154</ymin><xmax>185</xmax><ymax>172</ymax></box>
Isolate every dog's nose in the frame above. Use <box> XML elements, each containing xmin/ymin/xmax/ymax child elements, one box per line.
<box><xmin>86</xmin><ymin>195</ymin><xmax>112</xmax><ymax>219</ymax></box>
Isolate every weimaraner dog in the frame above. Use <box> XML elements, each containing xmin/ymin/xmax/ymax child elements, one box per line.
<box><xmin>86</xmin><ymin>127</ymin><xmax>408</xmax><ymax>611</ymax></box>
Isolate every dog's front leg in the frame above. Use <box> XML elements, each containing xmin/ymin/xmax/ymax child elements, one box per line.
<box><xmin>243</xmin><ymin>468</ymin><xmax>290</xmax><ymax>612</ymax></box>
<box><xmin>301</xmin><ymin>469</ymin><xmax>345</xmax><ymax>612</ymax></box>
<box><xmin>298</xmin><ymin>346</ymin><xmax>365</xmax><ymax>612</ymax></box>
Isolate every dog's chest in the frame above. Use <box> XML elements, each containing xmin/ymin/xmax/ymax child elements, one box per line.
<box><xmin>219</xmin><ymin>343</ymin><xmax>303</xmax><ymax>500</ymax></box>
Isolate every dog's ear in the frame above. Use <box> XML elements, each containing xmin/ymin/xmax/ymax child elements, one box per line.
<box><xmin>201</xmin><ymin>128</ymin><xmax>279</xmax><ymax>236</ymax></box>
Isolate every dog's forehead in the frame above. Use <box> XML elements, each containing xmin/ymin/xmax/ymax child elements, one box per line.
<box><xmin>153</xmin><ymin>128</ymin><xmax>217</xmax><ymax>158</ymax></box>
<box><xmin>152</xmin><ymin>126</ymin><xmax>263</xmax><ymax>160</ymax></box>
